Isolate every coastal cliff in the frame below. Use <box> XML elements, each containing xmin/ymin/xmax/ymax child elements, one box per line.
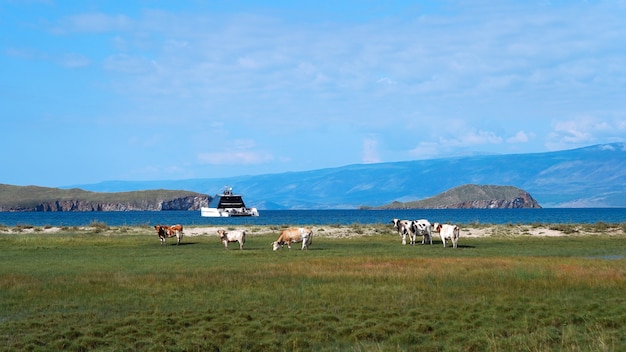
<box><xmin>0</xmin><ymin>184</ymin><xmax>209</xmax><ymax>212</ymax></box>
<box><xmin>27</xmin><ymin>196</ymin><xmax>208</xmax><ymax>212</ymax></box>
<box><xmin>432</xmin><ymin>195</ymin><xmax>540</xmax><ymax>209</ymax></box>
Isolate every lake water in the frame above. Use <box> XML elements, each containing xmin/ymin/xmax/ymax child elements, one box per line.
<box><xmin>1</xmin><ymin>208</ymin><xmax>626</xmax><ymax>227</ymax></box>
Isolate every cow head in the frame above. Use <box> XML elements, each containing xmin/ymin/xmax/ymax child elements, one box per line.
<box><xmin>272</xmin><ymin>241</ymin><xmax>281</xmax><ymax>251</ymax></box>
<box><xmin>154</xmin><ymin>225</ymin><xmax>167</xmax><ymax>237</ymax></box>
<box><xmin>217</xmin><ymin>229</ymin><xmax>231</xmax><ymax>245</ymax></box>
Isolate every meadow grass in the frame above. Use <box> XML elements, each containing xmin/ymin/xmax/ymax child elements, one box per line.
<box><xmin>1</xmin><ymin>229</ymin><xmax>625</xmax><ymax>351</ymax></box>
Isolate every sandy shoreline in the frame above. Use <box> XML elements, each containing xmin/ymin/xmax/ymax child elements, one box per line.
<box><xmin>169</xmin><ymin>224</ymin><xmax>625</xmax><ymax>238</ymax></box>
<box><xmin>2</xmin><ymin>223</ymin><xmax>624</xmax><ymax>238</ymax></box>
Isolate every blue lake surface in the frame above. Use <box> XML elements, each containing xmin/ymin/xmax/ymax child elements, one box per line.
<box><xmin>1</xmin><ymin>208</ymin><xmax>626</xmax><ymax>227</ymax></box>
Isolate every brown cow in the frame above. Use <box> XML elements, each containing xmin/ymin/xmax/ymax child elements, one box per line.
<box><xmin>272</xmin><ymin>227</ymin><xmax>313</xmax><ymax>251</ymax></box>
<box><xmin>167</xmin><ymin>224</ymin><xmax>184</xmax><ymax>245</ymax></box>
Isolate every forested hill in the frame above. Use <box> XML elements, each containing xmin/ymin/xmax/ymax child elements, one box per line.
<box><xmin>366</xmin><ymin>185</ymin><xmax>541</xmax><ymax>209</ymax></box>
<box><xmin>0</xmin><ymin>184</ymin><xmax>209</xmax><ymax>212</ymax></box>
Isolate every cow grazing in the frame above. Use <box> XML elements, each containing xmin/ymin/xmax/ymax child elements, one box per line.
<box><xmin>433</xmin><ymin>223</ymin><xmax>460</xmax><ymax>248</ymax></box>
<box><xmin>411</xmin><ymin>219</ymin><xmax>433</xmax><ymax>245</ymax></box>
<box><xmin>272</xmin><ymin>227</ymin><xmax>313</xmax><ymax>251</ymax></box>
<box><xmin>217</xmin><ymin>229</ymin><xmax>246</xmax><ymax>250</ymax></box>
<box><xmin>392</xmin><ymin>218</ymin><xmax>414</xmax><ymax>245</ymax></box>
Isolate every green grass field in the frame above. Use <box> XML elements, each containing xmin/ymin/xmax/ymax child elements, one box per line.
<box><xmin>1</xmin><ymin>227</ymin><xmax>625</xmax><ymax>351</ymax></box>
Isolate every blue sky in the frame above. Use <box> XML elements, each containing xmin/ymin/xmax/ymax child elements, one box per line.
<box><xmin>2</xmin><ymin>0</ymin><xmax>625</xmax><ymax>187</ymax></box>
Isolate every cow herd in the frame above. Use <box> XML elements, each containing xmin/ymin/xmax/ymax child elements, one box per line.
<box><xmin>392</xmin><ymin>218</ymin><xmax>460</xmax><ymax>248</ymax></box>
<box><xmin>153</xmin><ymin>220</ymin><xmax>459</xmax><ymax>249</ymax></box>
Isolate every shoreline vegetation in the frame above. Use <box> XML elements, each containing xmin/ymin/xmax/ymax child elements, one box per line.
<box><xmin>2</xmin><ymin>222</ymin><xmax>625</xmax><ymax>350</ymax></box>
<box><xmin>2</xmin><ymin>221</ymin><xmax>626</xmax><ymax>238</ymax></box>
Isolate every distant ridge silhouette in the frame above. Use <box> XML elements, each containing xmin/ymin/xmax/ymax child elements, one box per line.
<box><xmin>65</xmin><ymin>143</ymin><xmax>626</xmax><ymax>209</ymax></box>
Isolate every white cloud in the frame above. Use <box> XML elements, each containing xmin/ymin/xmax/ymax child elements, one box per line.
<box><xmin>409</xmin><ymin>142</ymin><xmax>442</xmax><ymax>160</ymax></box>
<box><xmin>506</xmin><ymin>130</ymin><xmax>530</xmax><ymax>143</ymax></box>
<box><xmin>237</xmin><ymin>57</ymin><xmax>260</xmax><ymax>69</ymax></box>
<box><xmin>53</xmin><ymin>13</ymin><xmax>133</xmax><ymax>34</ymax></box>
<box><xmin>405</xmin><ymin>121</ymin><xmax>541</xmax><ymax>159</ymax></box>
<box><xmin>444</xmin><ymin>129</ymin><xmax>503</xmax><ymax>147</ymax></box>
<box><xmin>551</xmin><ymin>119</ymin><xmax>594</xmax><ymax>144</ymax></box>
<box><xmin>362</xmin><ymin>137</ymin><xmax>380</xmax><ymax>163</ymax></box>
<box><xmin>546</xmin><ymin>116</ymin><xmax>626</xmax><ymax>150</ymax></box>
<box><xmin>198</xmin><ymin>151</ymin><xmax>273</xmax><ymax>165</ymax></box>
<box><xmin>103</xmin><ymin>54</ymin><xmax>157</xmax><ymax>74</ymax></box>
<box><xmin>197</xmin><ymin>139</ymin><xmax>274</xmax><ymax>165</ymax></box>
<box><xmin>59</xmin><ymin>53</ymin><xmax>90</xmax><ymax>68</ymax></box>
<box><xmin>376</xmin><ymin>77</ymin><xmax>396</xmax><ymax>85</ymax></box>
<box><xmin>5</xmin><ymin>47</ymin><xmax>40</xmax><ymax>60</ymax></box>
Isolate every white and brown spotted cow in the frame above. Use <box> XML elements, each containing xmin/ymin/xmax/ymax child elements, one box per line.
<box><xmin>154</xmin><ymin>224</ymin><xmax>183</xmax><ymax>245</ymax></box>
<box><xmin>433</xmin><ymin>222</ymin><xmax>460</xmax><ymax>248</ymax></box>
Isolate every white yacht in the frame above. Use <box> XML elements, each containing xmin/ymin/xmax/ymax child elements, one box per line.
<box><xmin>200</xmin><ymin>187</ymin><xmax>259</xmax><ymax>217</ymax></box>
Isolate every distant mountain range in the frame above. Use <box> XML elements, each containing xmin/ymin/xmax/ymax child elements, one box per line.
<box><xmin>66</xmin><ymin>143</ymin><xmax>626</xmax><ymax>209</ymax></box>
